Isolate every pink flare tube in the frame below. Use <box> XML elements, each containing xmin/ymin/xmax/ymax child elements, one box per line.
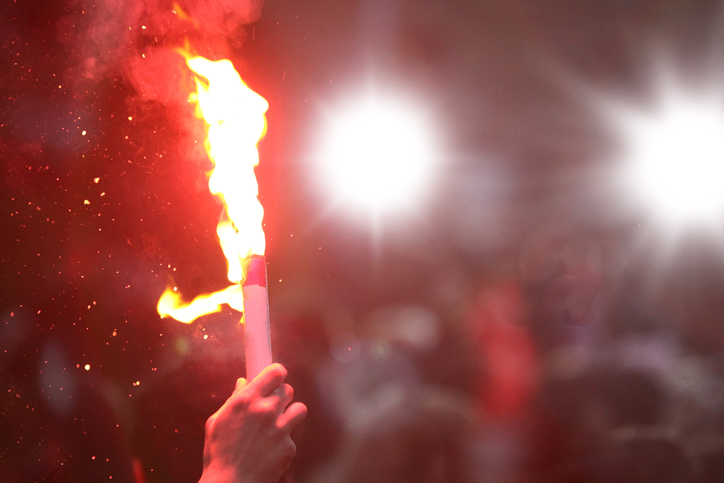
<box><xmin>242</xmin><ymin>255</ymin><xmax>272</xmax><ymax>380</ymax></box>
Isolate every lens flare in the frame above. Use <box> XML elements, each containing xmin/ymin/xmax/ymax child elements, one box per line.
<box><xmin>625</xmin><ymin>93</ymin><xmax>724</xmax><ymax>225</ymax></box>
<box><xmin>315</xmin><ymin>95</ymin><xmax>438</xmax><ymax>214</ymax></box>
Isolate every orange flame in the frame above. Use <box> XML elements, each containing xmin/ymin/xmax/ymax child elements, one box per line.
<box><xmin>171</xmin><ymin>2</ymin><xmax>198</xmax><ymax>26</ymax></box>
<box><xmin>157</xmin><ymin>52</ymin><xmax>268</xmax><ymax>323</ymax></box>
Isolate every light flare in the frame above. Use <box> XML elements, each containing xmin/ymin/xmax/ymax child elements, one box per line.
<box><xmin>157</xmin><ymin>53</ymin><xmax>268</xmax><ymax>323</ymax></box>
<box><xmin>315</xmin><ymin>95</ymin><xmax>438</xmax><ymax>213</ymax></box>
<box><xmin>614</xmin><ymin>80</ymin><xmax>724</xmax><ymax>228</ymax></box>
<box><xmin>628</xmin><ymin>96</ymin><xmax>724</xmax><ymax>223</ymax></box>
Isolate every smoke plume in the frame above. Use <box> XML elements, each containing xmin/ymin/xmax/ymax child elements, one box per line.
<box><xmin>58</xmin><ymin>0</ymin><xmax>263</xmax><ymax>110</ymax></box>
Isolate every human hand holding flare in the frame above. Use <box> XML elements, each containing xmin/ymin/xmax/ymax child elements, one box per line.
<box><xmin>199</xmin><ymin>364</ymin><xmax>307</xmax><ymax>483</ymax></box>
<box><xmin>155</xmin><ymin>54</ymin><xmax>307</xmax><ymax>481</ymax></box>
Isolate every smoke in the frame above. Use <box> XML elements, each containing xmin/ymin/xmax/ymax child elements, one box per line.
<box><xmin>58</xmin><ymin>0</ymin><xmax>263</xmax><ymax>109</ymax></box>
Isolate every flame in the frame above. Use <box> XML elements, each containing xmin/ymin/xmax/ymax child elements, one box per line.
<box><xmin>157</xmin><ymin>52</ymin><xmax>268</xmax><ymax>323</ymax></box>
<box><xmin>172</xmin><ymin>2</ymin><xmax>198</xmax><ymax>26</ymax></box>
<box><xmin>157</xmin><ymin>284</ymin><xmax>244</xmax><ymax>323</ymax></box>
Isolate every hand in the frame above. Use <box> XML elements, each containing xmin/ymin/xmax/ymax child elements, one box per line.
<box><xmin>199</xmin><ymin>363</ymin><xmax>308</xmax><ymax>483</ymax></box>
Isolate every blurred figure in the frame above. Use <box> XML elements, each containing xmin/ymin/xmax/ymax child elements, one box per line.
<box><xmin>463</xmin><ymin>277</ymin><xmax>539</xmax><ymax>483</ymax></box>
<box><xmin>594</xmin><ymin>431</ymin><xmax>695</xmax><ymax>483</ymax></box>
<box><xmin>199</xmin><ymin>364</ymin><xmax>307</xmax><ymax>483</ymax></box>
<box><xmin>598</xmin><ymin>369</ymin><xmax>663</xmax><ymax>429</ymax></box>
<box><xmin>698</xmin><ymin>445</ymin><xmax>724</xmax><ymax>483</ymax></box>
<box><xmin>303</xmin><ymin>305</ymin><xmax>473</xmax><ymax>483</ymax></box>
<box><xmin>467</xmin><ymin>278</ymin><xmax>538</xmax><ymax>419</ymax></box>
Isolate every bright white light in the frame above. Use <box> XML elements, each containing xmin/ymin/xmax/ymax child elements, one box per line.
<box><xmin>624</xmin><ymin>91</ymin><xmax>724</xmax><ymax>226</ymax></box>
<box><xmin>315</xmin><ymin>95</ymin><xmax>438</xmax><ymax>214</ymax></box>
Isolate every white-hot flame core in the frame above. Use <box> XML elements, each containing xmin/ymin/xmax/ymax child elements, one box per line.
<box><xmin>316</xmin><ymin>96</ymin><xmax>437</xmax><ymax>213</ymax></box>
<box><xmin>187</xmin><ymin>57</ymin><xmax>268</xmax><ymax>281</ymax></box>
<box><xmin>623</xmin><ymin>90</ymin><xmax>724</xmax><ymax>226</ymax></box>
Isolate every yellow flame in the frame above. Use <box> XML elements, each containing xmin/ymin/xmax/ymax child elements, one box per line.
<box><xmin>157</xmin><ymin>52</ymin><xmax>268</xmax><ymax>323</ymax></box>
<box><xmin>172</xmin><ymin>2</ymin><xmax>198</xmax><ymax>26</ymax></box>
<box><xmin>157</xmin><ymin>284</ymin><xmax>244</xmax><ymax>323</ymax></box>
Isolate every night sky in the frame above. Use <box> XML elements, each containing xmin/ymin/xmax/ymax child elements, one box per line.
<box><xmin>4</xmin><ymin>1</ymin><xmax>724</xmax><ymax>482</ymax></box>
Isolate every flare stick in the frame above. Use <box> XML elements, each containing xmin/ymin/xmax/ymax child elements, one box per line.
<box><xmin>242</xmin><ymin>254</ymin><xmax>272</xmax><ymax>380</ymax></box>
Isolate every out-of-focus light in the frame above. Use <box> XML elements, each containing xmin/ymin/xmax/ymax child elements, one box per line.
<box><xmin>314</xmin><ymin>94</ymin><xmax>439</xmax><ymax>214</ymax></box>
<box><xmin>622</xmin><ymin>90</ymin><xmax>724</xmax><ymax>227</ymax></box>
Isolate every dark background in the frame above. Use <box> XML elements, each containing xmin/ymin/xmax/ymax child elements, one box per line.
<box><xmin>4</xmin><ymin>1</ymin><xmax>724</xmax><ymax>482</ymax></box>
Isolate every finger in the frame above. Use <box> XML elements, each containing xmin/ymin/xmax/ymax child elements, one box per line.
<box><xmin>278</xmin><ymin>402</ymin><xmax>308</xmax><ymax>431</ymax></box>
<box><xmin>248</xmin><ymin>363</ymin><xmax>287</xmax><ymax>397</ymax></box>
<box><xmin>233</xmin><ymin>377</ymin><xmax>247</xmax><ymax>392</ymax></box>
<box><xmin>227</xmin><ymin>377</ymin><xmax>247</xmax><ymax>399</ymax></box>
<box><xmin>204</xmin><ymin>413</ymin><xmax>217</xmax><ymax>435</ymax></box>
<box><xmin>271</xmin><ymin>383</ymin><xmax>294</xmax><ymax>411</ymax></box>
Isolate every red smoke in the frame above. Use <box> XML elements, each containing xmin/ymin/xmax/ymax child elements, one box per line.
<box><xmin>57</xmin><ymin>0</ymin><xmax>263</xmax><ymax>114</ymax></box>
